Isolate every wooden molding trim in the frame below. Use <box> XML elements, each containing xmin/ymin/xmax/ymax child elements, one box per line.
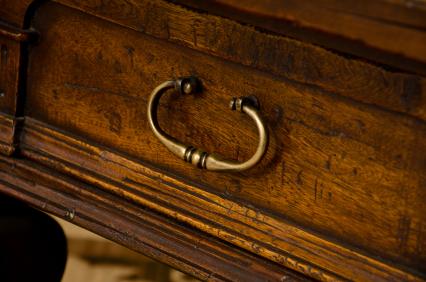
<box><xmin>0</xmin><ymin>112</ymin><xmax>19</xmax><ymax>155</ymax></box>
<box><xmin>0</xmin><ymin>20</ymin><xmax>38</xmax><ymax>42</ymax></box>
<box><xmin>18</xmin><ymin>117</ymin><xmax>423</xmax><ymax>281</ymax></box>
<box><xmin>0</xmin><ymin>155</ymin><xmax>304</xmax><ymax>282</ymax></box>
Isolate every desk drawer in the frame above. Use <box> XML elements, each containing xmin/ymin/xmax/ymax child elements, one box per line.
<box><xmin>22</xmin><ymin>2</ymin><xmax>425</xmax><ymax>281</ymax></box>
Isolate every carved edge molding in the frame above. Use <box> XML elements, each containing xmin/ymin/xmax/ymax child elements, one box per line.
<box><xmin>16</xmin><ymin>117</ymin><xmax>423</xmax><ymax>282</ymax></box>
<box><xmin>0</xmin><ymin>155</ymin><xmax>304</xmax><ymax>282</ymax></box>
<box><xmin>0</xmin><ymin>112</ymin><xmax>20</xmax><ymax>155</ymax></box>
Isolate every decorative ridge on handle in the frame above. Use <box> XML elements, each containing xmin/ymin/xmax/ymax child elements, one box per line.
<box><xmin>147</xmin><ymin>76</ymin><xmax>269</xmax><ymax>172</ymax></box>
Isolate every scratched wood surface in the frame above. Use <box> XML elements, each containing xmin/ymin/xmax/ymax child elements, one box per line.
<box><xmin>18</xmin><ymin>117</ymin><xmax>423</xmax><ymax>281</ymax></box>
<box><xmin>21</xmin><ymin>1</ymin><xmax>426</xmax><ymax>280</ymax></box>
<box><xmin>54</xmin><ymin>0</ymin><xmax>426</xmax><ymax>122</ymax></box>
<box><xmin>170</xmin><ymin>0</ymin><xmax>426</xmax><ymax>75</ymax></box>
<box><xmin>0</xmin><ymin>155</ymin><xmax>304</xmax><ymax>282</ymax></box>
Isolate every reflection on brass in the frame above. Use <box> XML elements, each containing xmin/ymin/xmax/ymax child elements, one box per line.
<box><xmin>147</xmin><ymin>76</ymin><xmax>269</xmax><ymax>172</ymax></box>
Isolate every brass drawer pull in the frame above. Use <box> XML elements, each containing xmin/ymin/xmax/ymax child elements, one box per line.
<box><xmin>147</xmin><ymin>77</ymin><xmax>269</xmax><ymax>172</ymax></box>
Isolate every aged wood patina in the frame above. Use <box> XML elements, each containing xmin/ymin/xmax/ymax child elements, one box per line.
<box><xmin>0</xmin><ymin>0</ymin><xmax>425</xmax><ymax>281</ymax></box>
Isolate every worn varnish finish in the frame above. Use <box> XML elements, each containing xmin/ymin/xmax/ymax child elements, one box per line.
<box><xmin>54</xmin><ymin>0</ymin><xmax>426</xmax><ymax>122</ymax></box>
<box><xmin>171</xmin><ymin>0</ymin><xmax>426</xmax><ymax>75</ymax></box>
<box><xmin>18</xmin><ymin>117</ymin><xmax>423</xmax><ymax>281</ymax></box>
<box><xmin>0</xmin><ymin>155</ymin><xmax>305</xmax><ymax>282</ymax></box>
<box><xmin>25</xmin><ymin>1</ymin><xmax>426</xmax><ymax>275</ymax></box>
<box><xmin>0</xmin><ymin>0</ymin><xmax>425</xmax><ymax>281</ymax></box>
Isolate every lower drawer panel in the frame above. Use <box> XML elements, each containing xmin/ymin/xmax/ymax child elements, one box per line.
<box><xmin>23</xmin><ymin>2</ymin><xmax>426</xmax><ymax>280</ymax></box>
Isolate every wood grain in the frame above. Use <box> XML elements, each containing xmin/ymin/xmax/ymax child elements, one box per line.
<box><xmin>52</xmin><ymin>0</ymin><xmax>426</xmax><ymax>122</ymax></box>
<box><xmin>0</xmin><ymin>112</ymin><xmax>18</xmax><ymax>155</ymax></box>
<box><xmin>19</xmin><ymin>117</ymin><xmax>425</xmax><ymax>281</ymax></box>
<box><xmin>0</xmin><ymin>0</ymin><xmax>425</xmax><ymax>280</ymax></box>
<box><xmin>25</xmin><ymin>3</ymin><xmax>426</xmax><ymax>277</ymax></box>
<box><xmin>170</xmin><ymin>0</ymin><xmax>426</xmax><ymax>75</ymax></box>
<box><xmin>0</xmin><ymin>154</ymin><xmax>305</xmax><ymax>282</ymax></box>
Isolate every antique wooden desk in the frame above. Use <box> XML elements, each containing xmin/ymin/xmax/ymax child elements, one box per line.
<box><xmin>1</xmin><ymin>1</ymin><xmax>425</xmax><ymax>281</ymax></box>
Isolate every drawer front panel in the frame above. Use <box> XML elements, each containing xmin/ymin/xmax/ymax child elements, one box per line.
<box><xmin>25</xmin><ymin>2</ymin><xmax>426</xmax><ymax>279</ymax></box>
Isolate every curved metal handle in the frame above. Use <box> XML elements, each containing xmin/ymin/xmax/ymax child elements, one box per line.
<box><xmin>147</xmin><ymin>77</ymin><xmax>269</xmax><ymax>172</ymax></box>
